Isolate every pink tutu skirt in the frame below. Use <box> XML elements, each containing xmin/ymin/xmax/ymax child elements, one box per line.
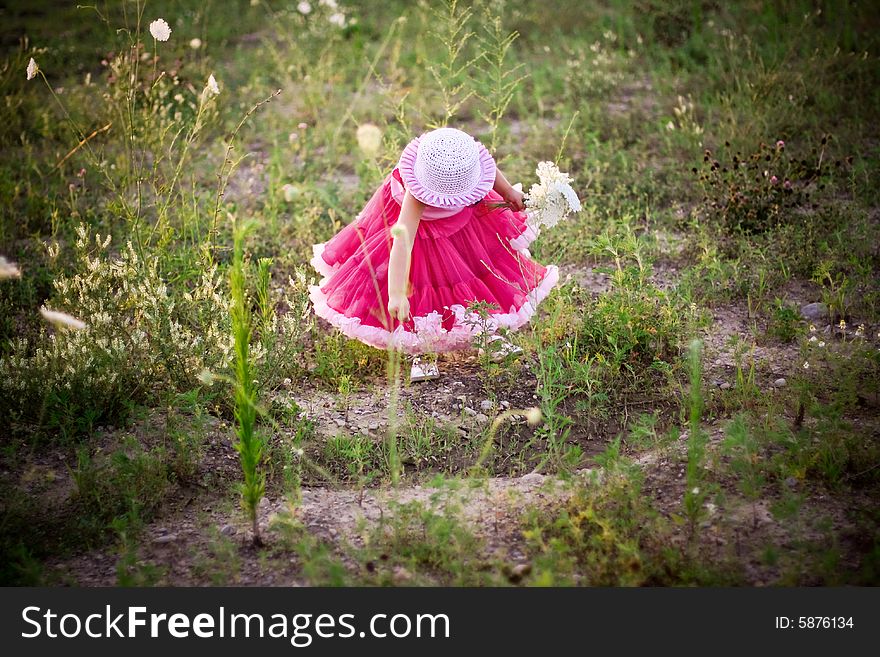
<box><xmin>309</xmin><ymin>168</ymin><xmax>559</xmax><ymax>354</ymax></box>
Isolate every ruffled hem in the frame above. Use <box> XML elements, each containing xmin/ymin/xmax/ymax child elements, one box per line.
<box><xmin>509</xmin><ymin>223</ymin><xmax>540</xmax><ymax>252</ymax></box>
<box><xmin>310</xmin><ymin>243</ymin><xmax>336</xmax><ymax>282</ymax></box>
<box><xmin>308</xmin><ymin>265</ymin><xmax>559</xmax><ymax>355</ymax></box>
<box><xmin>397</xmin><ymin>135</ymin><xmax>497</xmax><ymax>208</ymax></box>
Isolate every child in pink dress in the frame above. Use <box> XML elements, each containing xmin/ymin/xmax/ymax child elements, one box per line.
<box><xmin>309</xmin><ymin>127</ymin><xmax>559</xmax><ymax>380</ymax></box>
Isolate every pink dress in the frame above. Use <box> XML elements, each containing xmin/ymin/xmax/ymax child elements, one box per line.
<box><xmin>308</xmin><ymin>168</ymin><xmax>559</xmax><ymax>354</ymax></box>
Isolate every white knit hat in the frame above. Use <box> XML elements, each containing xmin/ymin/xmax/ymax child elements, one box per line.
<box><xmin>397</xmin><ymin>128</ymin><xmax>496</xmax><ymax>208</ymax></box>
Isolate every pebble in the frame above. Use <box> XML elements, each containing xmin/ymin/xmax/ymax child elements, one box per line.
<box><xmin>367</xmin><ymin>421</ymin><xmax>380</xmax><ymax>431</ymax></box>
<box><xmin>520</xmin><ymin>472</ymin><xmax>544</xmax><ymax>484</ymax></box>
<box><xmin>508</xmin><ymin>563</ymin><xmax>532</xmax><ymax>583</ymax></box>
<box><xmin>220</xmin><ymin>524</ymin><xmax>236</xmax><ymax>536</ymax></box>
<box><xmin>784</xmin><ymin>477</ymin><xmax>798</xmax><ymax>489</ymax></box>
<box><xmin>463</xmin><ymin>407</ymin><xmax>477</xmax><ymax>417</ymax></box>
<box><xmin>153</xmin><ymin>534</ymin><xmax>177</xmax><ymax>544</ymax></box>
<box><xmin>800</xmin><ymin>302</ymin><xmax>828</xmax><ymax>321</ymax></box>
<box><xmin>334</xmin><ymin>418</ymin><xmax>346</xmax><ymax>427</ymax></box>
<box><xmin>500</xmin><ymin>401</ymin><xmax>510</xmax><ymax>409</ymax></box>
<box><xmin>475</xmin><ymin>413</ymin><xmax>489</xmax><ymax>423</ymax></box>
<box><xmin>719</xmin><ymin>382</ymin><xmax>731</xmax><ymax>390</ymax></box>
<box><xmin>479</xmin><ymin>400</ymin><xmax>494</xmax><ymax>411</ymax></box>
<box><xmin>774</xmin><ymin>378</ymin><xmax>787</xmax><ymax>388</ymax></box>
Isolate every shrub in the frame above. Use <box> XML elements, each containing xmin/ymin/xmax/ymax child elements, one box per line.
<box><xmin>0</xmin><ymin>224</ymin><xmax>231</xmax><ymax>439</ymax></box>
<box><xmin>694</xmin><ymin>137</ymin><xmax>848</xmax><ymax>234</ymax></box>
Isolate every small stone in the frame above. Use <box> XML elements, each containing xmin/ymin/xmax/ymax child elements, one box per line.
<box><xmin>475</xmin><ymin>413</ymin><xmax>489</xmax><ymax>423</ymax></box>
<box><xmin>508</xmin><ymin>563</ymin><xmax>532</xmax><ymax>583</ymax></box>
<box><xmin>800</xmin><ymin>302</ymin><xmax>828</xmax><ymax>321</ymax></box>
<box><xmin>463</xmin><ymin>407</ymin><xmax>477</xmax><ymax>417</ymax></box>
<box><xmin>774</xmin><ymin>378</ymin><xmax>787</xmax><ymax>388</ymax></box>
<box><xmin>367</xmin><ymin>421</ymin><xmax>380</xmax><ymax>431</ymax></box>
<box><xmin>153</xmin><ymin>534</ymin><xmax>177</xmax><ymax>544</ymax></box>
<box><xmin>479</xmin><ymin>399</ymin><xmax>494</xmax><ymax>411</ymax></box>
<box><xmin>719</xmin><ymin>382</ymin><xmax>731</xmax><ymax>390</ymax></box>
<box><xmin>520</xmin><ymin>472</ymin><xmax>544</xmax><ymax>484</ymax></box>
<box><xmin>500</xmin><ymin>401</ymin><xmax>510</xmax><ymax>409</ymax></box>
<box><xmin>220</xmin><ymin>524</ymin><xmax>236</xmax><ymax>536</ymax></box>
<box><xmin>334</xmin><ymin>418</ymin><xmax>346</xmax><ymax>427</ymax></box>
<box><xmin>784</xmin><ymin>477</ymin><xmax>798</xmax><ymax>489</ymax></box>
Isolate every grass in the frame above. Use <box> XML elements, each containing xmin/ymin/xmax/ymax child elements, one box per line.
<box><xmin>0</xmin><ymin>0</ymin><xmax>878</xmax><ymax>586</ymax></box>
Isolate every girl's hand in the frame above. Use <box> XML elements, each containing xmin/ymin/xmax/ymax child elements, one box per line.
<box><xmin>501</xmin><ymin>184</ymin><xmax>525</xmax><ymax>212</ymax></box>
<box><xmin>388</xmin><ymin>293</ymin><xmax>411</xmax><ymax>322</ymax></box>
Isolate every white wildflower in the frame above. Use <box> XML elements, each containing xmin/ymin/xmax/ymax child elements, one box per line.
<box><xmin>40</xmin><ymin>307</ymin><xmax>86</xmax><ymax>330</ymax></box>
<box><xmin>665</xmin><ymin>120</ymin><xmax>675</xmax><ymax>131</ymax></box>
<box><xmin>356</xmin><ymin>122</ymin><xmax>382</xmax><ymax>157</ymax></box>
<box><xmin>26</xmin><ymin>57</ymin><xmax>38</xmax><ymax>81</ymax></box>
<box><xmin>328</xmin><ymin>12</ymin><xmax>346</xmax><ymax>27</ymax></box>
<box><xmin>0</xmin><ymin>256</ymin><xmax>21</xmax><ymax>279</ymax></box>
<box><xmin>197</xmin><ymin>369</ymin><xmax>214</xmax><ymax>386</ymax></box>
<box><xmin>525</xmin><ymin>407</ymin><xmax>542</xmax><ymax>425</ymax></box>
<box><xmin>855</xmin><ymin>324</ymin><xmax>865</xmax><ymax>338</ymax></box>
<box><xmin>149</xmin><ymin>18</ymin><xmax>172</xmax><ymax>42</ymax></box>
<box><xmin>818</xmin><ymin>341</ymin><xmax>825</xmax><ymax>348</ymax></box>
<box><xmin>557</xmin><ymin>182</ymin><xmax>582</xmax><ymax>212</ymax></box>
<box><xmin>206</xmin><ymin>73</ymin><xmax>220</xmax><ymax>96</ymax></box>
<box><xmin>839</xmin><ymin>319</ymin><xmax>847</xmax><ymax>330</ymax></box>
<box><xmin>803</xmin><ymin>361</ymin><xmax>810</xmax><ymax>370</ymax></box>
<box><xmin>189</xmin><ymin>38</ymin><xmax>202</xmax><ymax>49</ymax></box>
<box><xmin>281</xmin><ymin>184</ymin><xmax>298</xmax><ymax>202</ymax></box>
<box><xmin>297</xmin><ymin>1</ymin><xmax>312</xmax><ymax>14</ymax></box>
<box><xmin>691</xmin><ymin>487</ymin><xmax>700</xmax><ymax>495</ymax></box>
<box><xmin>319</xmin><ymin>0</ymin><xmax>338</xmax><ymax>8</ymax></box>
<box><xmin>808</xmin><ymin>335</ymin><xmax>817</xmax><ymax>343</ymax></box>
<box><xmin>523</xmin><ymin>161</ymin><xmax>581</xmax><ymax>231</ymax></box>
<box><xmin>298</xmin><ymin>122</ymin><xmax>308</xmax><ymax>129</ymax></box>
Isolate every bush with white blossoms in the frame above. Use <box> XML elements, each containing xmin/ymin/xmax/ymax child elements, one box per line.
<box><xmin>522</xmin><ymin>161</ymin><xmax>582</xmax><ymax>231</ymax></box>
<box><xmin>0</xmin><ymin>224</ymin><xmax>233</xmax><ymax>436</ymax></box>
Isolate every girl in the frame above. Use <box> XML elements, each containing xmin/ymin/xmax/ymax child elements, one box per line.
<box><xmin>309</xmin><ymin>127</ymin><xmax>559</xmax><ymax>381</ymax></box>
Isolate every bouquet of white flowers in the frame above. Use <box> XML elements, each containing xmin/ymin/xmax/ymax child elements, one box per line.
<box><xmin>515</xmin><ymin>161</ymin><xmax>582</xmax><ymax>232</ymax></box>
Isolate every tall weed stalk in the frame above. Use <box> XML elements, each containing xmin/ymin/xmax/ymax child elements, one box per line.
<box><xmin>230</xmin><ymin>222</ymin><xmax>266</xmax><ymax>546</ymax></box>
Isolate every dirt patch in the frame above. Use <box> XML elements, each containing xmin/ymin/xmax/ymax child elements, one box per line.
<box><xmin>46</xmin><ymin>471</ymin><xmax>580</xmax><ymax>586</ymax></box>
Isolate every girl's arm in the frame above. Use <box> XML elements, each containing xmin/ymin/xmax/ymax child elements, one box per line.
<box><xmin>493</xmin><ymin>168</ymin><xmax>525</xmax><ymax>211</ymax></box>
<box><xmin>387</xmin><ymin>190</ymin><xmax>424</xmax><ymax>322</ymax></box>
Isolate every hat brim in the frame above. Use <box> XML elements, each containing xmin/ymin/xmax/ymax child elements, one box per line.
<box><xmin>397</xmin><ymin>135</ymin><xmax>497</xmax><ymax>208</ymax></box>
